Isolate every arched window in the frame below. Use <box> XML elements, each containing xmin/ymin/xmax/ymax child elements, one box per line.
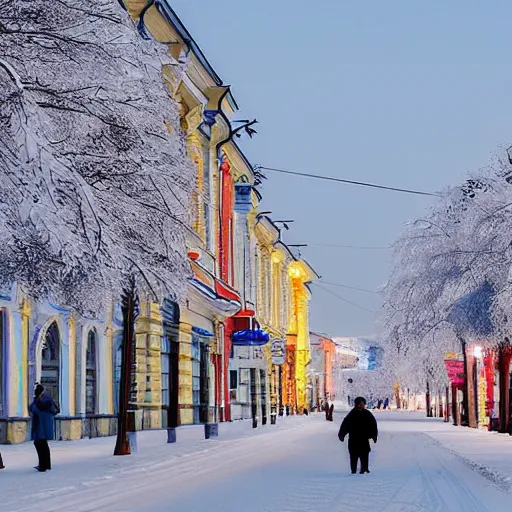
<box><xmin>113</xmin><ymin>332</ymin><xmax>122</xmax><ymax>415</ymax></box>
<box><xmin>41</xmin><ymin>322</ymin><xmax>60</xmax><ymax>408</ymax></box>
<box><xmin>86</xmin><ymin>329</ymin><xmax>98</xmax><ymax>415</ymax></box>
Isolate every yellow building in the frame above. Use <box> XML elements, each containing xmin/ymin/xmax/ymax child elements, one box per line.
<box><xmin>253</xmin><ymin>216</ymin><xmax>294</xmax><ymax>422</ymax></box>
<box><xmin>284</xmin><ymin>259</ymin><xmax>319</xmax><ymax>413</ymax></box>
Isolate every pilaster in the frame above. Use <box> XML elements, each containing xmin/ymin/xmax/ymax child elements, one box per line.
<box><xmin>20</xmin><ymin>299</ymin><xmax>30</xmax><ymax>417</ymax></box>
<box><xmin>178</xmin><ymin>322</ymin><xmax>193</xmax><ymax>425</ymax></box>
<box><xmin>60</xmin><ymin>315</ymin><xmax>71</xmax><ymax>417</ymax></box>
<box><xmin>9</xmin><ymin>309</ymin><xmax>21</xmax><ymax>417</ymax></box>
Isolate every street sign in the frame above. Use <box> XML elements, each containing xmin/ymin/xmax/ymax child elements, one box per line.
<box><xmin>271</xmin><ymin>339</ymin><xmax>285</xmax><ymax>365</ymax></box>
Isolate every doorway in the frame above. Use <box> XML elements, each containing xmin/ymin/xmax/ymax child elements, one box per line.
<box><xmin>40</xmin><ymin>322</ymin><xmax>60</xmax><ymax>408</ymax></box>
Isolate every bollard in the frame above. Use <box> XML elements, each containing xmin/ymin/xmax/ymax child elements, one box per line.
<box><xmin>204</xmin><ymin>423</ymin><xmax>218</xmax><ymax>439</ymax></box>
<box><xmin>167</xmin><ymin>427</ymin><xmax>176</xmax><ymax>444</ymax></box>
<box><xmin>0</xmin><ymin>452</ymin><xmax>4</xmax><ymax>469</ymax></box>
<box><xmin>270</xmin><ymin>413</ymin><xmax>277</xmax><ymax>425</ymax></box>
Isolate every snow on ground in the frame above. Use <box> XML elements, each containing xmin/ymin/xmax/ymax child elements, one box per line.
<box><xmin>1</xmin><ymin>412</ymin><xmax>512</xmax><ymax>511</ymax></box>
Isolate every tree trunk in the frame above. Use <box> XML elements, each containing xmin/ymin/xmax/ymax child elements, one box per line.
<box><xmin>498</xmin><ymin>346</ymin><xmax>511</xmax><ymax>434</ymax></box>
<box><xmin>114</xmin><ymin>277</ymin><xmax>138</xmax><ymax>456</ymax></box>
<box><xmin>394</xmin><ymin>383</ymin><xmax>401</xmax><ymax>409</ymax></box>
<box><xmin>445</xmin><ymin>386</ymin><xmax>450</xmax><ymax>422</ymax></box>
<box><xmin>460</xmin><ymin>337</ymin><xmax>469</xmax><ymax>426</ymax></box>
<box><xmin>426</xmin><ymin>381</ymin><xmax>432</xmax><ymax>417</ymax></box>
<box><xmin>452</xmin><ymin>383</ymin><xmax>458</xmax><ymax>426</ymax></box>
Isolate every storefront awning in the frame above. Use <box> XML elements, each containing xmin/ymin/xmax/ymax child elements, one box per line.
<box><xmin>232</xmin><ymin>329</ymin><xmax>270</xmax><ymax>346</ymax></box>
<box><xmin>192</xmin><ymin>326</ymin><xmax>214</xmax><ymax>337</ymax></box>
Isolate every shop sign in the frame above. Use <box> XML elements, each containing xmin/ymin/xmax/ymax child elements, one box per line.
<box><xmin>271</xmin><ymin>339</ymin><xmax>286</xmax><ymax>365</ymax></box>
<box><xmin>444</xmin><ymin>359</ymin><xmax>465</xmax><ymax>386</ymax></box>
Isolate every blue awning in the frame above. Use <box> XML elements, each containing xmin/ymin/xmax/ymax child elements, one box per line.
<box><xmin>447</xmin><ymin>282</ymin><xmax>494</xmax><ymax>337</ymax></box>
<box><xmin>192</xmin><ymin>326</ymin><xmax>214</xmax><ymax>337</ymax></box>
<box><xmin>232</xmin><ymin>329</ymin><xmax>270</xmax><ymax>346</ymax></box>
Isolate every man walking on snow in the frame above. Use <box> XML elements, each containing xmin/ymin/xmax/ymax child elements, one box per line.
<box><xmin>338</xmin><ymin>396</ymin><xmax>378</xmax><ymax>474</ymax></box>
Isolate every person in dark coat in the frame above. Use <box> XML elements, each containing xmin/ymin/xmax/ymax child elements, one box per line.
<box><xmin>338</xmin><ymin>396</ymin><xmax>378</xmax><ymax>474</ymax></box>
<box><xmin>30</xmin><ymin>384</ymin><xmax>59</xmax><ymax>472</ymax></box>
<box><xmin>384</xmin><ymin>397</ymin><xmax>390</xmax><ymax>410</ymax></box>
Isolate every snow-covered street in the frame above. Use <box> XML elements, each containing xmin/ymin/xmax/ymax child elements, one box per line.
<box><xmin>1</xmin><ymin>412</ymin><xmax>512</xmax><ymax>511</ymax></box>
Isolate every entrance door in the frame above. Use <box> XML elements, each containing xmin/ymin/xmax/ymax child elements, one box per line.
<box><xmin>199</xmin><ymin>341</ymin><xmax>209</xmax><ymax>424</ymax></box>
<box><xmin>41</xmin><ymin>322</ymin><xmax>60</xmax><ymax>408</ymax></box>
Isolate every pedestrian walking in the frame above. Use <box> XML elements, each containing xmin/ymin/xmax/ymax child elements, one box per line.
<box><xmin>30</xmin><ymin>384</ymin><xmax>59</xmax><ymax>472</ymax></box>
<box><xmin>384</xmin><ymin>397</ymin><xmax>390</xmax><ymax>410</ymax></box>
<box><xmin>338</xmin><ymin>396</ymin><xmax>378</xmax><ymax>474</ymax></box>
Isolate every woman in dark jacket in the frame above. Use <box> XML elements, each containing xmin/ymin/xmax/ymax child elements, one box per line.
<box><xmin>338</xmin><ymin>396</ymin><xmax>378</xmax><ymax>474</ymax></box>
<box><xmin>30</xmin><ymin>384</ymin><xmax>59</xmax><ymax>472</ymax></box>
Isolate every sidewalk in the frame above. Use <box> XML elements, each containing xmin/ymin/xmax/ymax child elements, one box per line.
<box><xmin>381</xmin><ymin>411</ymin><xmax>512</xmax><ymax>490</ymax></box>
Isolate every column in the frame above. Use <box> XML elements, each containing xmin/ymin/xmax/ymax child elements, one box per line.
<box><xmin>178</xmin><ymin>322</ymin><xmax>193</xmax><ymax>425</ymax></box>
<box><xmin>104</xmin><ymin>301</ymin><xmax>114</xmax><ymax>414</ymax></box>
<box><xmin>9</xmin><ymin>308</ymin><xmax>22</xmax><ymax>417</ymax></box>
<box><xmin>98</xmin><ymin>324</ymin><xmax>109</xmax><ymax>415</ymax></box>
<box><xmin>60</xmin><ymin>316</ymin><xmax>71</xmax><ymax>417</ymax></box>
<box><xmin>20</xmin><ymin>300</ymin><xmax>30</xmax><ymax>417</ymax></box>
<box><xmin>68</xmin><ymin>316</ymin><xmax>76</xmax><ymax>416</ymax></box>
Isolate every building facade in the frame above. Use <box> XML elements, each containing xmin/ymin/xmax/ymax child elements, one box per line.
<box><xmin>0</xmin><ymin>1</ymin><xmax>319</xmax><ymax>443</ymax></box>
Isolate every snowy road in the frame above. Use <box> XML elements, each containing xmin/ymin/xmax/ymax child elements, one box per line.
<box><xmin>1</xmin><ymin>412</ymin><xmax>511</xmax><ymax>511</ymax></box>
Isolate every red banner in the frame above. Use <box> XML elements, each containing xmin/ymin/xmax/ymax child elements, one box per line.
<box><xmin>444</xmin><ymin>359</ymin><xmax>465</xmax><ymax>385</ymax></box>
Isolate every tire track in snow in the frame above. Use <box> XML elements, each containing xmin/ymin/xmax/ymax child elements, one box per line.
<box><xmin>412</xmin><ymin>433</ymin><xmax>490</xmax><ymax>512</ymax></box>
<box><xmin>5</xmin><ymin>419</ymin><xmax>326</xmax><ymax>512</ymax></box>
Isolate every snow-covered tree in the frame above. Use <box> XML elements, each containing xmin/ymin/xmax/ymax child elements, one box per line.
<box><xmin>379</xmin><ymin>146</ymin><xmax>512</xmax><ymax>406</ymax></box>
<box><xmin>0</xmin><ymin>0</ymin><xmax>193</xmax><ymax>314</ymax></box>
<box><xmin>1</xmin><ymin>0</ymin><xmax>195</xmax><ymax>456</ymax></box>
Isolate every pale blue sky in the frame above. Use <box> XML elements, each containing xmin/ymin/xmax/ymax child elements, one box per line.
<box><xmin>170</xmin><ymin>0</ymin><xmax>512</xmax><ymax>336</ymax></box>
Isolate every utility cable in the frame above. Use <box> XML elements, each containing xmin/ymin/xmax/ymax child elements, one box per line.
<box><xmin>318</xmin><ymin>280</ymin><xmax>380</xmax><ymax>294</ymax></box>
<box><xmin>312</xmin><ymin>282</ymin><xmax>377</xmax><ymax>313</ymax></box>
<box><xmin>302</xmin><ymin>243</ymin><xmax>390</xmax><ymax>250</ymax></box>
<box><xmin>255</xmin><ymin>165</ymin><xmax>439</xmax><ymax>197</ymax></box>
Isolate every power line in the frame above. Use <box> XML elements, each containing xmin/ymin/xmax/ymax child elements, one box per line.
<box><xmin>303</xmin><ymin>243</ymin><xmax>390</xmax><ymax>250</ymax></box>
<box><xmin>255</xmin><ymin>165</ymin><xmax>439</xmax><ymax>197</ymax></box>
<box><xmin>312</xmin><ymin>282</ymin><xmax>377</xmax><ymax>313</ymax></box>
<box><xmin>318</xmin><ymin>280</ymin><xmax>380</xmax><ymax>294</ymax></box>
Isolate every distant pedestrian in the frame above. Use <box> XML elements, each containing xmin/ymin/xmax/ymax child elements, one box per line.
<box><xmin>377</xmin><ymin>399</ymin><xmax>383</xmax><ymax>410</ymax></box>
<box><xmin>384</xmin><ymin>397</ymin><xmax>390</xmax><ymax>410</ymax></box>
<box><xmin>30</xmin><ymin>384</ymin><xmax>59</xmax><ymax>472</ymax></box>
<box><xmin>338</xmin><ymin>397</ymin><xmax>378</xmax><ymax>474</ymax></box>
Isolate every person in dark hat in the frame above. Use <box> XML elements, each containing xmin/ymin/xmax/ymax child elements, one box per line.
<box><xmin>30</xmin><ymin>384</ymin><xmax>59</xmax><ymax>472</ymax></box>
<box><xmin>338</xmin><ymin>396</ymin><xmax>378</xmax><ymax>474</ymax></box>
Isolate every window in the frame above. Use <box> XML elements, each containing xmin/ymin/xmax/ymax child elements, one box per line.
<box><xmin>113</xmin><ymin>333</ymin><xmax>122</xmax><ymax>415</ymax></box>
<box><xmin>192</xmin><ymin>335</ymin><xmax>201</xmax><ymax>422</ymax></box>
<box><xmin>202</xmin><ymin>140</ymin><xmax>211</xmax><ymax>250</ymax></box>
<box><xmin>230</xmin><ymin>370</ymin><xmax>238</xmax><ymax>390</ymax></box>
<box><xmin>41</xmin><ymin>322</ymin><xmax>60</xmax><ymax>409</ymax></box>
<box><xmin>86</xmin><ymin>330</ymin><xmax>97</xmax><ymax>415</ymax></box>
<box><xmin>161</xmin><ymin>336</ymin><xmax>170</xmax><ymax>407</ymax></box>
<box><xmin>238</xmin><ymin>368</ymin><xmax>250</xmax><ymax>403</ymax></box>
